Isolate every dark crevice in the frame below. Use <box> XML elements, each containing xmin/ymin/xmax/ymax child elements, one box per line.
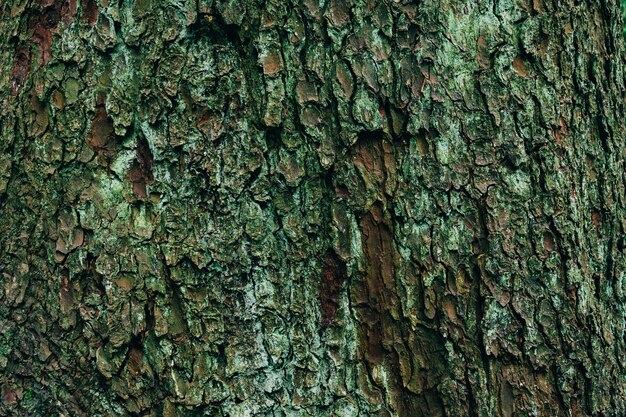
<box><xmin>265</xmin><ymin>126</ymin><xmax>282</xmax><ymax>152</ymax></box>
<box><xmin>472</xmin><ymin>262</ymin><xmax>491</xmax><ymax>386</ymax></box>
<box><xmin>550</xmin><ymin>363</ymin><xmax>569</xmax><ymax>415</ymax></box>
<box><xmin>465</xmin><ymin>368</ymin><xmax>480</xmax><ymax>417</ymax></box>
<box><xmin>472</xmin><ymin>197</ymin><xmax>491</xmax><ymax>391</ymax></box>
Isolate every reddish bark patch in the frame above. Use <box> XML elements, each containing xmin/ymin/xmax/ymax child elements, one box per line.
<box><xmin>127</xmin><ymin>346</ymin><xmax>143</xmax><ymax>375</ymax></box>
<box><xmin>416</xmin><ymin>130</ymin><xmax>429</xmax><ymax>156</ymax></box>
<box><xmin>195</xmin><ymin>108</ymin><xmax>224</xmax><ymax>142</ymax></box>
<box><xmin>357</xmin><ymin>203</ymin><xmax>395</xmax><ymax>364</ymax></box>
<box><xmin>82</xmin><ymin>0</ymin><xmax>98</xmax><ymax>26</ymax></box>
<box><xmin>327</xmin><ymin>0</ymin><xmax>350</xmax><ymax>28</ymax></box>
<box><xmin>66</xmin><ymin>0</ymin><xmax>78</xmax><ymax>19</ymax></box>
<box><xmin>476</xmin><ymin>34</ymin><xmax>490</xmax><ymax>68</ymax></box>
<box><xmin>27</xmin><ymin>0</ymin><xmax>76</xmax><ymax>66</ymax></box>
<box><xmin>512</xmin><ymin>57</ymin><xmax>529</xmax><ymax>78</ymax></box>
<box><xmin>128</xmin><ymin>136</ymin><xmax>154</xmax><ymax>198</ymax></box>
<box><xmin>350</xmin><ymin>132</ymin><xmax>399</xmax><ymax>363</ymax></box>
<box><xmin>89</xmin><ymin>105</ymin><xmax>114</xmax><ymax>148</ymax></box>
<box><xmin>261</xmin><ymin>51</ymin><xmax>283</xmax><ymax>76</ymax></box>
<box><xmin>11</xmin><ymin>44</ymin><xmax>31</xmax><ymax>95</ymax></box>
<box><xmin>319</xmin><ymin>250</ymin><xmax>347</xmax><ymax>327</ymax></box>
<box><xmin>1</xmin><ymin>384</ymin><xmax>17</xmax><ymax>405</ymax></box>
<box><xmin>87</xmin><ymin>97</ymin><xmax>118</xmax><ymax>164</ymax></box>
<box><xmin>543</xmin><ymin>232</ymin><xmax>555</xmax><ymax>254</ymax></box>
<box><xmin>353</xmin><ymin>134</ymin><xmax>385</xmax><ymax>178</ymax></box>
<box><xmin>558</xmin><ymin>117</ymin><xmax>568</xmax><ymax>135</ymax></box>
<box><xmin>591</xmin><ymin>210</ymin><xmax>602</xmax><ymax>229</ymax></box>
<box><xmin>59</xmin><ymin>274</ymin><xmax>74</xmax><ymax>313</ymax></box>
<box><xmin>352</xmin><ymin>131</ymin><xmax>394</xmax><ymax>197</ymax></box>
<box><xmin>552</xmin><ymin>117</ymin><xmax>568</xmax><ymax>146</ymax></box>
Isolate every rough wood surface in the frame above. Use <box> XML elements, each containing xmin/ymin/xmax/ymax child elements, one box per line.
<box><xmin>0</xmin><ymin>0</ymin><xmax>625</xmax><ymax>416</ymax></box>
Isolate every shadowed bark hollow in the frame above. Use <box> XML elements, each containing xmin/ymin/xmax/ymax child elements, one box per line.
<box><xmin>0</xmin><ymin>0</ymin><xmax>625</xmax><ymax>416</ymax></box>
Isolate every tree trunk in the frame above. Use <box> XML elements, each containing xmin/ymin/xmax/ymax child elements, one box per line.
<box><xmin>1</xmin><ymin>0</ymin><xmax>625</xmax><ymax>416</ymax></box>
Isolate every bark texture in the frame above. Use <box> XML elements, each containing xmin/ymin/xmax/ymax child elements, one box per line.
<box><xmin>1</xmin><ymin>0</ymin><xmax>625</xmax><ymax>416</ymax></box>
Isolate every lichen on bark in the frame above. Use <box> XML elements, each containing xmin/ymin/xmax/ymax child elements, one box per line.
<box><xmin>0</xmin><ymin>0</ymin><xmax>625</xmax><ymax>416</ymax></box>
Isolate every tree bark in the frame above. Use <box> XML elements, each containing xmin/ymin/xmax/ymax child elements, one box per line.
<box><xmin>1</xmin><ymin>0</ymin><xmax>625</xmax><ymax>416</ymax></box>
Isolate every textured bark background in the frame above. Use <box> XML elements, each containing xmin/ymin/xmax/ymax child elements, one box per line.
<box><xmin>1</xmin><ymin>0</ymin><xmax>625</xmax><ymax>416</ymax></box>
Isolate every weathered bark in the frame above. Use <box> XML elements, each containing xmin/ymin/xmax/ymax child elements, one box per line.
<box><xmin>1</xmin><ymin>0</ymin><xmax>625</xmax><ymax>416</ymax></box>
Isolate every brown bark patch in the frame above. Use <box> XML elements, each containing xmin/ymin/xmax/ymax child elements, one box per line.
<box><xmin>127</xmin><ymin>346</ymin><xmax>143</xmax><ymax>376</ymax></box>
<box><xmin>28</xmin><ymin>0</ymin><xmax>75</xmax><ymax>65</ymax></box>
<box><xmin>327</xmin><ymin>0</ymin><xmax>350</xmax><ymax>28</ymax></box>
<box><xmin>443</xmin><ymin>299</ymin><xmax>457</xmax><ymax>321</ymax></box>
<box><xmin>552</xmin><ymin>117</ymin><xmax>567</xmax><ymax>146</ymax></box>
<box><xmin>354</xmin><ymin>135</ymin><xmax>384</xmax><ymax>177</ymax></box>
<box><xmin>128</xmin><ymin>136</ymin><xmax>154</xmax><ymax>198</ymax></box>
<box><xmin>512</xmin><ymin>57</ymin><xmax>529</xmax><ymax>78</ymax></box>
<box><xmin>261</xmin><ymin>51</ymin><xmax>283</xmax><ymax>75</ymax></box>
<box><xmin>11</xmin><ymin>44</ymin><xmax>31</xmax><ymax>95</ymax></box>
<box><xmin>558</xmin><ymin>117</ymin><xmax>568</xmax><ymax>136</ymax></box>
<box><xmin>352</xmin><ymin>131</ymin><xmax>393</xmax><ymax>196</ymax></box>
<box><xmin>500</xmin><ymin>379</ymin><xmax>514</xmax><ymax>417</ymax></box>
<box><xmin>1</xmin><ymin>384</ymin><xmax>17</xmax><ymax>405</ymax></box>
<box><xmin>87</xmin><ymin>96</ymin><xmax>118</xmax><ymax>164</ymax></box>
<box><xmin>296</xmin><ymin>80</ymin><xmax>319</xmax><ymax>104</ymax></box>
<box><xmin>543</xmin><ymin>232</ymin><xmax>555</xmax><ymax>255</ymax></box>
<box><xmin>476</xmin><ymin>34</ymin><xmax>490</xmax><ymax>68</ymax></box>
<box><xmin>357</xmin><ymin>202</ymin><xmax>395</xmax><ymax>364</ymax></box>
<box><xmin>552</xmin><ymin>128</ymin><xmax>563</xmax><ymax>146</ymax></box>
<box><xmin>59</xmin><ymin>274</ymin><xmax>74</xmax><ymax>313</ymax></box>
<box><xmin>416</xmin><ymin>130</ymin><xmax>429</xmax><ymax>156</ymax></box>
<box><xmin>82</xmin><ymin>0</ymin><xmax>98</xmax><ymax>26</ymax></box>
<box><xmin>591</xmin><ymin>210</ymin><xmax>602</xmax><ymax>229</ymax></box>
<box><xmin>319</xmin><ymin>250</ymin><xmax>347</xmax><ymax>327</ymax></box>
<box><xmin>335</xmin><ymin>63</ymin><xmax>354</xmax><ymax>98</ymax></box>
<box><xmin>195</xmin><ymin>108</ymin><xmax>224</xmax><ymax>142</ymax></box>
<box><xmin>351</xmin><ymin>132</ymin><xmax>397</xmax><ymax>363</ymax></box>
